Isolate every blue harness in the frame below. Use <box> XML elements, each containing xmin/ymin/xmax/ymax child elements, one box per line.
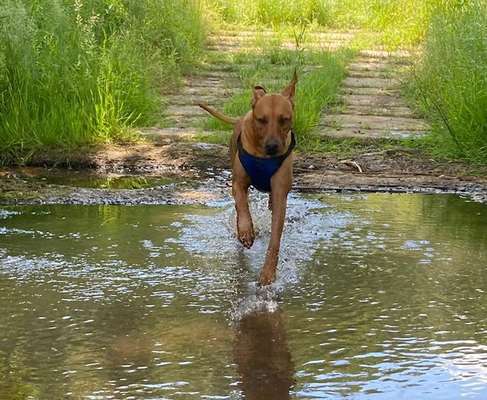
<box><xmin>238</xmin><ymin>131</ymin><xmax>296</xmax><ymax>193</ymax></box>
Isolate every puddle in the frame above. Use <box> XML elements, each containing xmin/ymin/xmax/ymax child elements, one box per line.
<box><xmin>0</xmin><ymin>193</ymin><xmax>486</xmax><ymax>399</ymax></box>
<box><xmin>42</xmin><ymin>174</ymin><xmax>176</xmax><ymax>189</ymax></box>
<box><xmin>6</xmin><ymin>167</ymin><xmax>177</xmax><ymax>189</ymax></box>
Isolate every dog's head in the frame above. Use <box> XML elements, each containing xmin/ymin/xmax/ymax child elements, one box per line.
<box><xmin>251</xmin><ymin>71</ymin><xmax>297</xmax><ymax>156</ymax></box>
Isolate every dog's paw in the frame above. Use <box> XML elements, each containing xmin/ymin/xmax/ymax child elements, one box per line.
<box><xmin>238</xmin><ymin>226</ymin><xmax>255</xmax><ymax>249</ymax></box>
<box><xmin>258</xmin><ymin>267</ymin><xmax>276</xmax><ymax>286</ymax></box>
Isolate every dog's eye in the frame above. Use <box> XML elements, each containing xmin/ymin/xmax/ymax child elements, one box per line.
<box><xmin>256</xmin><ymin>117</ymin><xmax>267</xmax><ymax>124</ymax></box>
<box><xmin>279</xmin><ymin>116</ymin><xmax>290</xmax><ymax>125</ymax></box>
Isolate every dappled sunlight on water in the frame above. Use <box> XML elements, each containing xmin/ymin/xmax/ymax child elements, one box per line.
<box><xmin>0</xmin><ymin>193</ymin><xmax>486</xmax><ymax>399</ymax></box>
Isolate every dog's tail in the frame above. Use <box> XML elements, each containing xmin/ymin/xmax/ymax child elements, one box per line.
<box><xmin>197</xmin><ymin>103</ymin><xmax>238</xmax><ymax>125</ymax></box>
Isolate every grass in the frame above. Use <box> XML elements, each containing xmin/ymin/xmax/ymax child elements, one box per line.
<box><xmin>405</xmin><ymin>0</ymin><xmax>487</xmax><ymax>164</ymax></box>
<box><xmin>0</xmin><ymin>0</ymin><xmax>206</xmax><ymax>165</ymax></box>
<box><xmin>205</xmin><ymin>0</ymin><xmax>452</xmax><ymax>48</ymax></box>
<box><xmin>2</xmin><ymin>0</ymin><xmax>485</xmax><ymax>166</ymax></box>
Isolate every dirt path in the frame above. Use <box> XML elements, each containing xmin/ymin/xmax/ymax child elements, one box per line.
<box><xmin>144</xmin><ymin>30</ymin><xmax>428</xmax><ymax>143</ymax></box>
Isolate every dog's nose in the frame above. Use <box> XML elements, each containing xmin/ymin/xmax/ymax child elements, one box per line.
<box><xmin>265</xmin><ymin>142</ymin><xmax>279</xmax><ymax>156</ymax></box>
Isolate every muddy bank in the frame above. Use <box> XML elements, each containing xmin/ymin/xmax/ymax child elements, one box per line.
<box><xmin>21</xmin><ymin>138</ymin><xmax>228</xmax><ymax>176</ymax></box>
<box><xmin>294</xmin><ymin>149</ymin><xmax>487</xmax><ymax>203</ymax></box>
<box><xmin>1</xmin><ymin>139</ymin><xmax>487</xmax><ymax>205</ymax></box>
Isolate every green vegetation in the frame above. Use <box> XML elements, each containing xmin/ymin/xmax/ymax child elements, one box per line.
<box><xmin>1</xmin><ymin>0</ymin><xmax>485</xmax><ymax>165</ymax></box>
<box><xmin>206</xmin><ymin>0</ymin><xmax>452</xmax><ymax>48</ymax></box>
<box><xmin>406</xmin><ymin>0</ymin><xmax>487</xmax><ymax>163</ymax></box>
<box><xmin>206</xmin><ymin>0</ymin><xmax>487</xmax><ymax>164</ymax></box>
<box><xmin>0</xmin><ymin>0</ymin><xmax>205</xmax><ymax>164</ymax></box>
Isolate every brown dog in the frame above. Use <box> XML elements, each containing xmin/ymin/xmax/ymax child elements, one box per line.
<box><xmin>199</xmin><ymin>73</ymin><xmax>297</xmax><ymax>286</ymax></box>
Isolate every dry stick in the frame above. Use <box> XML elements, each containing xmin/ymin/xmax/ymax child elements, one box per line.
<box><xmin>338</xmin><ymin>160</ymin><xmax>364</xmax><ymax>173</ymax></box>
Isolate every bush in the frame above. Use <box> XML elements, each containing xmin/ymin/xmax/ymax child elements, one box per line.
<box><xmin>0</xmin><ymin>0</ymin><xmax>205</xmax><ymax>164</ymax></box>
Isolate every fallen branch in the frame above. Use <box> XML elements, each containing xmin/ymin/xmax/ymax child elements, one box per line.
<box><xmin>339</xmin><ymin>160</ymin><xmax>363</xmax><ymax>173</ymax></box>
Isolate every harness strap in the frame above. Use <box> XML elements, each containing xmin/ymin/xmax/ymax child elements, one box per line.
<box><xmin>237</xmin><ymin>130</ymin><xmax>296</xmax><ymax>163</ymax></box>
<box><xmin>237</xmin><ymin>131</ymin><xmax>296</xmax><ymax>192</ymax></box>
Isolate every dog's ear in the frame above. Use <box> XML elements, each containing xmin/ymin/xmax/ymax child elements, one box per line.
<box><xmin>252</xmin><ymin>85</ymin><xmax>267</xmax><ymax>108</ymax></box>
<box><xmin>282</xmin><ymin>70</ymin><xmax>298</xmax><ymax>105</ymax></box>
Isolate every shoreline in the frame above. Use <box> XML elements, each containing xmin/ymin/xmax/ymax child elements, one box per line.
<box><xmin>1</xmin><ymin>139</ymin><xmax>486</xmax><ymax>206</ymax></box>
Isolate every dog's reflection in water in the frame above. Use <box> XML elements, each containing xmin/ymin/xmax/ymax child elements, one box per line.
<box><xmin>234</xmin><ymin>309</ymin><xmax>295</xmax><ymax>399</ymax></box>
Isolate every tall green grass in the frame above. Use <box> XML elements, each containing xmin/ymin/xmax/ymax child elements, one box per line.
<box><xmin>407</xmin><ymin>0</ymin><xmax>487</xmax><ymax>163</ymax></box>
<box><xmin>0</xmin><ymin>0</ymin><xmax>205</xmax><ymax>164</ymax></box>
<box><xmin>206</xmin><ymin>0</ymin><xmax>455</xmax><ymax>47</ymax></box>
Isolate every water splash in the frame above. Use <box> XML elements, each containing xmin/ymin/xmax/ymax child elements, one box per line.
<box><xmin>176</xmin><ymin>192</ymin><xmax>349</xmax><ymax>320</ymax></box>
<box><xmin>178</xmin><ymin>192</ymin><xmax>348</xmax><ymax>285</ymax></box>
<box><xmin>231</xmin><ymin>285</ymin><xmax>280</xmax><ymax>321</ymax></box>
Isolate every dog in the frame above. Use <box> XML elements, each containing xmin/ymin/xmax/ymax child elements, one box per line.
<box><xmin>199</xmin><ymin>72</ymin><xmax>297</xmax><ymax>286</ymax></box>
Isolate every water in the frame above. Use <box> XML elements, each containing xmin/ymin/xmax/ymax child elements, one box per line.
<box><xmin>0</xmin><ymin>193</ymin><xmax>486</xmax><ymax>399</ymax></box>
<box><xmin>8</xmin><ymin>168</ymin><xmax>175</xmax><ymax>189</ymax></box>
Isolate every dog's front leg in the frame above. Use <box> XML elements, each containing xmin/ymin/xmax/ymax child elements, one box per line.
<box><xmin>259</xmin><ymin>187</ymin><xmax>288</xmax><ymax>285</ymax></box>
<box><xmin>259</xmin><ymin>158</ymin><xmax>292</xmax><ymax>285</ymax></box>
<box><xmin>232</xmin><ymin>174</ymin><xmax>255</xmax><ymax>249</ymax></box>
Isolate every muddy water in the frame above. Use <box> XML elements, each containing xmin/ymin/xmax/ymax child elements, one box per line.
<box><xmin>0</xmin><ymin>193</ymin><xmax>486</xmax><ymax>399</ymax></box>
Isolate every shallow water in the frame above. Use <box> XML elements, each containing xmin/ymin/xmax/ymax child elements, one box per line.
<box><xmin>0</xmin><ymin>193</ymin><xmax>486</xmax><ymax>399</ymax></box>
<box><xmin>9</xmin><ymin>168</ymin><xmax>175</xmax><ymax>189</ymax></box>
